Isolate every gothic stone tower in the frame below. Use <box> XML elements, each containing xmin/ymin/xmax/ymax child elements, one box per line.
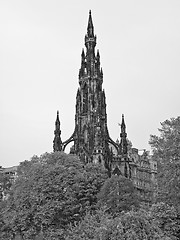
<box><xmin>63</xmin><ymin>11</ymin><xmax>114</xmax><ymax>170</ymax></box>
<box><xmin>52</xmin><ymin>11</ymin><xmax>157</xmax><ymax>199</ymax></box>
<box><xmin>53</xmin><ymin>11</ymin><xmax>129</xmax><ymax>175</ymax></box>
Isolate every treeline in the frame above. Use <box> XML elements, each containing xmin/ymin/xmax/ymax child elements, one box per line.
<box><xmin>0</xmin><ymin>116</ymin><xmax>180</xmax><ymax>239</ymax></box>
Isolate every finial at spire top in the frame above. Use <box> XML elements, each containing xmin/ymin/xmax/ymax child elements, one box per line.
<box><xmin>122</xmin><ymin>114</ymin><xmax>125</xmax><ymax>125</ymax></box>
<box><xmin>121</xmin><ymin>114</ymin><xmax>126</xmax><ymax>135</ymax></box>
<box><xmin>56</xmin><ymin>110</ymin><xmax>60</xmax><ymax>123</ymax></box>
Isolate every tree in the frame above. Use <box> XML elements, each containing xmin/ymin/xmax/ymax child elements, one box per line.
<box><xmin>1</xmin><ymin>152</ymin><xmax>108</xmax><ymax>239</ymax></box>
<box><xmin>97</xmin><ymin>175</ymin><xmax>140</xmax><ymax>215</ymax></box>
<box><xmin>66</xmin><ymin>208</ymin><xmax>169</xmax><ymax>240</ymax></box>
<box><xmin>149</xmin><ymin>117</ymin><xmax>180</xmax><ymax>164</ymax></box>
<box><xmin>150</xmin><ymin>202</ymin><xmax>180</xmax><ymax>240</ymax></box>
<box><xmin>149</xmin><ymin>117</ymin><xmax>180</xmax><ymax>209</ymax></box>
<box><xmin>0</xmin><ymin>171</ymin><xmax>12</xmax><ymax>201</ymax></box>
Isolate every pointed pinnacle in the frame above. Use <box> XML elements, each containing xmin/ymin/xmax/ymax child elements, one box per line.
<box><xmin>81</xmin><ymin>48</ymin><xmax>85</xmax><ymax>57</ymax></box>
<box><xmin>56</xmin><ymin>110</ymin><xmax>60</xmax><ymax>123</ymax></box>
<box><xmin>87</xmin><ymin>10</ymin><xmax>94</xmax><ymax>37</ymax></box>
<box><xmin>100</xmin><ymin>67</ymin><xmax>103</xmax><ymax>75</ymax></box>
<box><xmin>122</xmin><ymin>114</ymin><xmax>125</xmax><ymax>126</ymax></box>
<box><xmin>121</xmin><ymin>114</ymin><xmax>127</xmax><ymax>135</ymax></box>
<box><xmin>97</xmin><ymin>49</ymin><xmax>100</xmax><ymax>58</ymax></box>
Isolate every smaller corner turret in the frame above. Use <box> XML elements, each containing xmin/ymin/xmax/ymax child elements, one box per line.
<box><xmin>96</xmin><ymin>49</ymin><xmax>100</xmax><ymax>60</ymax></box>
<box><xmin>100</xmin><ymin>67</ymin><xmax>103</xmax><ymax>78</ymax></box>
<box><xmin>53</xmin><ymin>111</ymin><xmax>62</xmax><ymax>152</ymax></box>
<box><xmin>119</xmin><ymin>114</ymin><xmax>128</xmax><ymax>155</ymax></box>
<box><xmin>81</xmin><ymin>48</ymin><xmax>85</xmax><ymax>61</ymax></box>
<box><xmin>79</xmin><ymin>48</ymin><xmax>86</xmax><ymax>80</ymax></box>
<box><xmin>95</xmin><ymin>50</ymin><xmax>101</xmax><ymax>75</ymax></box>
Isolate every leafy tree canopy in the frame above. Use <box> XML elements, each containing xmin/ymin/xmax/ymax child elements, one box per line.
<box><xmin>66</xmin><ymin>208</ymin><xmax>169</xmax><ymax>240</ymax></box>
<box><xmin>149</xmin><ymin>116</ymin><xmax>180</xmax><ymax>209</ymax></box>
<box><xmin>0</xmin><ymin>171</ymin><xmax>13</xmax><ymax>201</ymax></box>
<box><xmin>149</xmin><ymin>117</ymin><xmax>180</xmax><ymax>163</ymax></box>
<box><xmin>150</xmin><ymin>202</ymin><xmax>180</xmax><ymax>240</ymax></box>
<box><xmin>97</xmin><ymin>175</ymin><xmax>140</xmax><ymax>215</ymax></box>
<box><xmin>1</xmin><ymin>152</ymin><xmax>108</xmax><ymax>239</ymax></box>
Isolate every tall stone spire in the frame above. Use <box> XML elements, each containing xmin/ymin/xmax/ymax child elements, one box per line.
<box><xmin>60</xmin><ymin>11</ymin><xmax>120</xmax><ymax>176</ymax></box>
<box><xmin>61</xmin><ymin>11</ymin><xmax>112</xmax><ymax>170</ymax></box>
<box><xmin>53</xmin><ymin>111</ymin><xmax>62</xmax><ymax>152</ymax></box>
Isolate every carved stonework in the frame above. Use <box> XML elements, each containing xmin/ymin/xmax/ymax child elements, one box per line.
<box><xmin>52</xmin><ymin>11</ymin><xmax>157</xmax><ymax>201</ymax></box>
<box><xmin>60</xmin><ymin>10</ymin><xmax>114</xmax><ymax>172</ymax></box>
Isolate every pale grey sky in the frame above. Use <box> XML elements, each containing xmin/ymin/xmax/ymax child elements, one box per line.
<box><xmin>1</xmin><ymin>0</ymin><xmax>180</xmax><ymax>167</ymax></box>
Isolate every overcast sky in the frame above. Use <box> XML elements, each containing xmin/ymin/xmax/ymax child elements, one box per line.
<box><xmin>1</xmin><ymin>0</ymin><xmax>180</xmax><ymax>167</ymax></box>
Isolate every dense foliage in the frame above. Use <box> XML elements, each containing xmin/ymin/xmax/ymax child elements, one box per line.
<box><xmin>0</xmin><ymin>171</ymin><xmax>12</xmax><ymax>200</ymax></box>
<box><xmin>97</xmin><ymin>175</ymin><xmax>140</xmax><ymax>215</ymax></box>
<box><xmin>66</xmin><ymin>208</ymin><xmax>169</xmax><ymax>240</ymax></box>
<box><xmin>149</xmin><ymin>116</ymin><xmax>180</xmax><ymax>239</ymax></box>
<box><xmin>0</xmin><ymin>152</ymin><xmax>108</xmax><ymax>239</ymax></box>
<box><xmin>149</xmin><ymin>117</ymin><xmax>180</xmax><ymax>209</ymax></box>
<box><xmin>150</xmin><ymin>202</ymin><xmax>180</xmax><ymax>240</ymax></box>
